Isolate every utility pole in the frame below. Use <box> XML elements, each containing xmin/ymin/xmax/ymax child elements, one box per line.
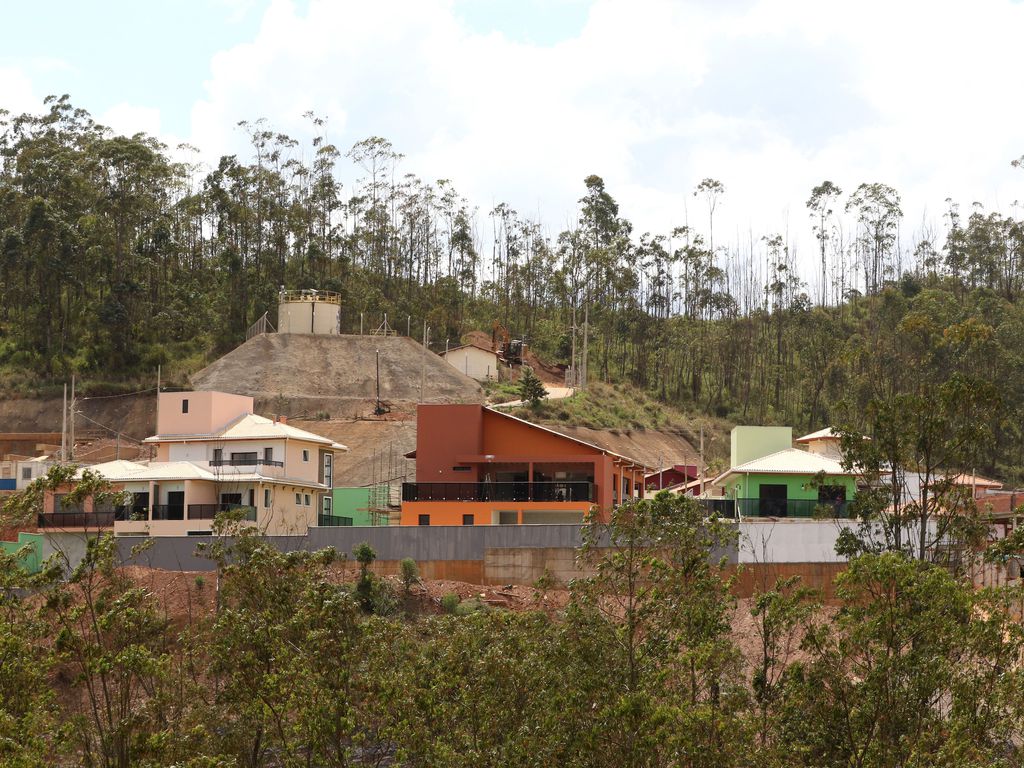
<box><xmin>420</xmin><ymin>321</ymin><xmax>428</xmax><ymax>402</ymax></box>
<box><xmin>156</xmin><ymin>364</ymin><xmax>161</xmax><ymax>436</ymax></box>
<box><xmin>571</xmin><ymin>306</ymin><xmax>577</xmax><ymax>388</ymax></box>
<box><xmin>699</xmin><ymin>426</ymin><xmax>705</xmax><ymax>496</ymax></box>
<box><xmin>68</xmin><ymin>376</ymin><xmax>76</xmax><ymax>462</ymax></box>
<box><xmin>581</xmin><ymin>306</ymin><xmax>589</xmax><ymax>390</ymax></box>
<box><xmin>60</xmin><ymin>383</ymin><xmax>67</xmax><ymax>462</ymax></box>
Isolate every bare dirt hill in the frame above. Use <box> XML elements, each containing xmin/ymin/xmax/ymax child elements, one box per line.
<box><xmin>461</xmin><ymin>330</ymin><xmax>566</xmax><ymax>384</ymax></box>
<box><xmin>288</xmin><ymin>417</ymin><xmax>417</xmax><ymax>488</ymax></box>
<box><xmin>550</xmin><ymin>425</ymin><xmax>700</xmax><ymax>469</ymax></box>
<box><xmin>192</xmin><ymin>333</ymin><xmax>483</xmax><ymax>417</ymax></box>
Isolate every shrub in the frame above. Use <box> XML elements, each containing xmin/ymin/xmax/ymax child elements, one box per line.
<box><xmin>194</xmin><ymin>575</ymin><xmax>206</xmax><ymax>590</ymax></box>
<box><xmin>441</xmin><ymin>593</ymin><xmax>460</xmax><ymax>613</ymax></box>
<box><xmin>399</xmin><ymin>557</ymin><xmax>419</xmax><ymax>595</ymax></box>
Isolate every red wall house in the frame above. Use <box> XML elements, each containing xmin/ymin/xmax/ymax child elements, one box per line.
<box><xmin>401</xmin><ymin>404</ymin><xmax>651</xmax><ymax>526</ymax></box>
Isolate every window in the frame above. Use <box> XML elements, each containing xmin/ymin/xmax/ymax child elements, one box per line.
<box><xmin>264</xmin><ymin>489</ymin><xmax>271</xmax><ymax>507</ymax></box>
<box><xmin>212</xmin><ymin>448</ymin><xmax>223</xmax><ymax>464</ymax></box>
<box><xmin>323</xmin><ymin>452</ymin><xmax>333</xmax><ymax>487</ymax></box>
<box><xmin>21</xmin><ymin>467</ymin><xmax>32</xmax><ymax>480</ymax></box>
<box><xmin>323</xmin><ymin>496</ymin><xmax>333</xmax><ymax>514</ymax></box>
<box><xmin>304</xmin><ymin>493</ymin><xmax>311</xmax><ymax>506</ymax></box>
<box><xmin>452</xmin><ymin>465</ymin><xmax>472</xmax><ymax>472</ymax></box>
<box><xmin>462</xmin><ymin>513</ymin><xmax>474</xmax><ymax>526</ymax></box>
<box><xmin>231</xmin><ymin>452</ymin><xmax>257</xmax><ymax>465</ymax></box>
<box><xmin>418</xmin><ymin>514</ymin><xmax>430</xmax><ymax>526</ymax></box>
<box><xmin>264</xmin><ymin>447</ymin><xmax>273</xmax><ymax>463</ymax></box>
<box><xmin>295</xmin><ymin>493</ymin><xmax>302</xmax><ymax>505</ymax></box>
<box><xmin>182</xmin><ymin>399</ymin><xmax>189</xmax><ymax>414</ymax></box>
<box><xmin>302</xmin><ymin>449</ymin><xmax>309</xmax><ymax>462</ymax></box>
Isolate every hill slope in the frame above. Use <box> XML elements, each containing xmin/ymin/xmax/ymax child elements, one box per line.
<box><xmin>191</xmin><ymin>333</ymin><xmax>483</xmax><ymax>417</ymax></box>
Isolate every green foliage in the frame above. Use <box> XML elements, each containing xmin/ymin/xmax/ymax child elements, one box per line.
<box><xmin>440</xmin><ymin>592</ymin><xmax>460</xmax><ymax>614</ymax></box>
<box><xmin>517</xmin><ymin>365</ymin><xmax>546</xmax><ymax>406</ymax></box>
<box><xmin>399</xmin><ymin>556</ymin><xmax>419</xmax><ymax>595</ymax></box>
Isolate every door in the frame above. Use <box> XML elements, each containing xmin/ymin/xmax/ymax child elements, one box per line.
<box><xmin>758</xmin><ymin>484</ymin><xmax>788</xmax><ymax>517</ymax></box>
<box><xmin>167</xmin><ymin>491</ymin><xmax>185</xmax><ymax>520</ymax></box>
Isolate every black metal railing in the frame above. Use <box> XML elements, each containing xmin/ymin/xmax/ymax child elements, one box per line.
<box><xmin>187</xmin><ymin>504</ymin><xmax>257</xmax><ymax>521</ymax></box>
<box><xmin>210</xmin><ymin>458</ymin><xmax>284</xmax><ymax>468</ymax></box>
<box><xmin>402</xmin><ymin>481</ymin><xmax>595</xmax><ymax>503</ymax></box>
<box><xmin>151</xmin><ymin>504</ymin><xmax>185</xmax><ymax>521</ymax></box>
<box><xmin>113</xmin><ymin>505</ymin><xmax>149</xmax><ymax>522</ymax></box>
<box><xmin>317</xmin><ymin>514</ymin><xmax>353</xmax><ymax>527</ymax></box>
<box><xmin>733</xmin><ymin>498</ymin><xmax>850</xmax><ymax>519</ymax></box>
<box><xmin>37</xmin><ymin>511</ymin><xmax>115</xmax><ymax>528</ymax></box>
<box><xmin>697</xmin><ymin>499</ymin><xmax>738</xmax><ymax>518</ymax></box>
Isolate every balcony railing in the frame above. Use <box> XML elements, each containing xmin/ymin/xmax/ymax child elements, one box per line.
<box><xmin>38</xmin><ymin>511</ymin><xmax>115</xmax><ymax>528</ymax></box>
<box><xmin>317</xmin><ymin>514</ymin><xmax>354</xmax><ymax>527</ymax></box>
<box><xmin>151</xmin><ymin>504</ymin><xmax>185</xmax><ymax>521</ymax></box>
<box><xmin>187</xmin><ymin>504</ymin><xmax>257</xmax><ymax>521</ymax></box>
<box><xmin>209</xmin><ymin>458</ymin><xmax>284</xmax><ymax>468</ymax></box>
<box><xmin>402</xmin><ymin>481</ymin><xmax>595</xmax><ymax>503</ymax></box>
<box><xmin>702</xmin><ymin>498</ymin><xmax>850</xmax><ymax>519</ymax></box>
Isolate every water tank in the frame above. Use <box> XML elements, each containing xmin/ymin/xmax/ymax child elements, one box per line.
<box><xmin>277</xmin><ymin>289</ymin><xmax>341</xmax><ymax>335</ymax></box>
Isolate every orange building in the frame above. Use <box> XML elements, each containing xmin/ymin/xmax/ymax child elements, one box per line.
<box><xmin>400</xmin><ymin>404</ymin><xmax>651</xmax><ymax>525</ymax></box>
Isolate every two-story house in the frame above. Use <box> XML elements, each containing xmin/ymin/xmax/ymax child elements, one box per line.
<box><xmin>39</xmin><ymin>391</ymin><xmax>347</xmax><ymax>536</ymax></box>
<box><xmin>400</xmin><ymin>403</ymin><xmax>651</xmax><ymax>525</ymax></box>
<box><xmin>708</xmin><ymin>426</ymin><xmax>859</xmax><ymax>518</ymax></box>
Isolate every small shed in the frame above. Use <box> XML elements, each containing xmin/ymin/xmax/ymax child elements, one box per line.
<box><xmin>441</xmin><ymin>343</ymin><xmax>499</xmax><ymax>381</ymax></box>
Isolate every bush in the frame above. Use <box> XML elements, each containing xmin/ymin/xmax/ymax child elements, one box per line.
<box><xmin>441</xmin><ymin>593</ymin><xmax>460</xmax><ymax>613</ymax></box>
<box><xmin>454</xmin><ymin>597</ymin><xmax>489</xmax><ymax>616</ymax></box>
<box><xmin>194</xmin><ymin>575</ymin><xmax>206</xmax><ymax>590</ymax></box>
<box><xmin>399</xmin><ymin>557</ymin><xmax>419</xmax><ymax>594</ymax></box>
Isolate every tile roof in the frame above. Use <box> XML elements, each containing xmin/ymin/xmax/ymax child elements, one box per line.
<box><xmin>714</xmin><ymin>448</ymin><xmax>854</xmax><ymax>483</ymax></box>
<box><xmin>795</xmin><ymin>427</ymin><xmax>842</xmax><ymax>443</ymax></box>
<box><xmin>80</xmin><ymin>459</ymin><xmax>328</xmax><ymax>488</ymax></box>
<box><xmin>144</xmin><ymin>413</ymin><xmax>347</xmax><ymax>450</ymax></box>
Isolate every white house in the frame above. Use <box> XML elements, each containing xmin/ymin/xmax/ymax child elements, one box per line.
<box><xmin>441</xmin><ymin>343</ymin><xmax>499</xmax><ymax>381</ymax></box>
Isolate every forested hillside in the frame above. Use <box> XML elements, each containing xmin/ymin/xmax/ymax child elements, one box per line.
<box><xmin>2</xmin><ymin>97</ymin><xmax>1023</xmax><ymax>477</ymax></box>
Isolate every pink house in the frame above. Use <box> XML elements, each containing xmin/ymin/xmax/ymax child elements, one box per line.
<box><xmin>39</xmin><ymin>391</ymin><xmax>347</xmax><ymax>537</ymax></box>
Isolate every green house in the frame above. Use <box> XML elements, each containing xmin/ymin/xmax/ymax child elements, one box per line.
<box><xmin>710</xmin><ymin>426</ymin><xmax>857</xmax><ymax>518</ymax></box>
<box><xmin>321</xmin><ymin>486</ymin><xmax>391</xmax><ymax>526</ymax></box>
<box><xmin>0</xmin><ymin>532</ymin><xmax>44</xmax><ymax>574</ymax></box>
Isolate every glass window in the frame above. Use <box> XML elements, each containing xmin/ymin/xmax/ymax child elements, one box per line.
<box><xmin>295</xmin><ymin>493</ymin><xmax>302</xmax><ymax>505</ymax></box>
<box><xmin>21</xmin><ymin>467</ymin><xmax>31</xmax><ymax>480</ymax></box>
<box><xmin>418</xmin><ymin>514</ymin><xmax>430</xmax><ymax>526</ymax></box>
<box><xmin>462</xmin><ymin>513</ymin><xmax>474</xmax><ymax>526</ymax></box>
<box><xmin>323</xmin><ymin>496</ymin><xmax>333</xmax><ymax>514</ymax></box>
<box><xmin>264</xmin><ymin>447</ymin><xmax>273</xmax><ymax>463</ymax></box>
<box><xmin>302</xmin><ymin>449</ymin><xmax>309</xmax><ymax>462</ymax></box>
<box><xmin>304</xmin><ymin>494</ymin><xmax>311</xmax><ymax>506</ymax></box>
<box><xmin>323</xmin><ymin>452</ymin><xmax>333</xmax><ymax>486</ymax></box>
<box><xmin>182</xmin><ymin>399</ymin><xmax>189</xmax><ymax>414</ymax></box>
<box><xmin>264</xmin><ymin>489</ymin><xmax>271</xmax><ymax>508</ymax></box>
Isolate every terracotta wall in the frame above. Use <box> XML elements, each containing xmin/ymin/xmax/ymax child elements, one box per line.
<box><xmin>156</xmin><ymin>391</ymin><xmax>253</xmax><ymax>436</ymax></box>
<box><xmin>415</xmin><ymin>404</ymin><xmax>484</xmax><ymax>482</ymax></box>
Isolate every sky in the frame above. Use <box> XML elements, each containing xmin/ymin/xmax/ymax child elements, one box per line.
<box><xmin>3</xmin><ymin>0</ymin><xmax>1024</xmax><ymax>266</ymax></box>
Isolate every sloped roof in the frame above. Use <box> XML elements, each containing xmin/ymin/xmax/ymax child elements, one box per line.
<box><xmin>144</xmin><ymin>413</ymin><xmax>347</xmax><ymax>451</ymax></box>
<box><xmin>80</xmin><ymin>459</ymin><xmax>328</xmax><ymax>488</ymax></box>
<box><xmin>795</xmin><ymin>427</ymin><xmax>842</xmax><ymax>443</ymax></box>
<box><xmin>442</xmin><ymin>342</ymin><xmax>497</xmax><ymax>356</ymax></box>
<box><xmin>80</xmin><ymin>460</ymin><xmax>217</xmax><ymax>482</ymax></box>
<box><xmin>484</xmin><ymin>407</ymin><xmax>653</xmax><ymax>471</ymax></box>
<box><xmin>713</xmin><ymin>447</ymin><xmax>855</xmax><ymax>484</ymax></box>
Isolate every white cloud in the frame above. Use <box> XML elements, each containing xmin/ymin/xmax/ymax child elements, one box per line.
<box><xmin>0</xmin><ymin>67</ymin><xmax>39</xmax><ymax>117</ymax></box>
<box><xmin>174</xmin><ymin>0</ymin><xmax>1024</xmax><ymax>275</ymax></box>
<box><xmin>100</xmin><ymin>103</ymin><xmax>165</xmax><ymax>139</ymax></box>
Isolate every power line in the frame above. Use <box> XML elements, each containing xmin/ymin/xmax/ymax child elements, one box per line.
<box><xmin>78</xmin><ymin>386</ymin><xmax>158</xmax><ymax>401</ymax></box>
